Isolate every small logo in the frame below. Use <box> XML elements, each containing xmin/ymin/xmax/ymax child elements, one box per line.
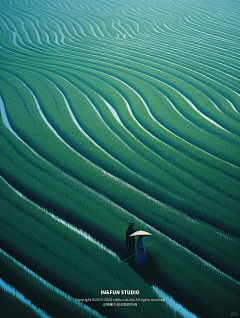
<box><xmin>230</xmin><ymin>313</ymin><xmax>238</xmax><ymax>317</ymax></box>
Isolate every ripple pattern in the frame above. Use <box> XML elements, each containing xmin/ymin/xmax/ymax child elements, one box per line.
<box><xmin>0</xmin><ymin>0</ymin><xmax>240</xmax><ymax>318</ymax></box>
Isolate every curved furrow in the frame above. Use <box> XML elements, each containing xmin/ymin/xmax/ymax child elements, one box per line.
<box><xmin>176</xmin><ymin>6</ymin><xmax>240</xmax><ymax>44</ymax></box>
<box><xmin>114</xmin><ymin>1</ymin><xmax>181</xmax><ymax>36</ymax></box>
<box><xmin>178</xmin><ymin>19</ymin><xmax>239</xmax><ymax>48</ymax></box>
<box><xmin>122</xmin><ymin>6</ymin><xmax>178</xmax><ymax>35</ymax></box>
<box><xmin>72</xmin><ymin>59</ymin><xmax>238</xmax><ymax>172</ymax></box>
<box><xmin>82</xmin><ymin>62</ymin><xmax>238</xmax><ymax>165</ymax></box>
<box><xmin>114</xmin><ymin>47</ymin><xmax>239</xmax><ymax>120</ymax></box>
<box><xmin>68</xmin><ymin>34</ymin><xmax>240</xmax><ymax>89</ymax></box>
<box><xmin>63</xmin><ymin>54</ymin><xmax>240</xmax><ymax>167</ymax></box>
<box><xmin>1</xmin><ymin>9</ymin><xmax>54</xmax><ymax>52</ymax></box>
<box><xmin>115</xmin><ymin>18</ymin><xmax>134</xmax><ymax>38</ymax></box>
<box><xmin>39</xmin><ymin>14</ymin><xmax>78</xmax><ymax>43</ymax></box>
<box><xmin>0</xmin><ymin>3</ymin><xmax>237</xmax><ymax>215</ymax></box>
<box><xmin>0</xmin><ymin>67</ymin><xmax>229</xmax><ymax>226</ymax></box>
<box><xmin>144</xmin><ymin>33</ymin><xmax>240</xmax><ymax>63</ymax></box>
<box><xmin>129</xmin><ymin>41</ymin><xmax>240</xmax><ymax>82</ymax></box>
<box><xmin>38</xmin><ymin>68</ymin><xmax>240</xmax><ymax>208</ymax></box>
<box><xmin>0</xmin><ymin>13</ymin><xmax>36</xmax><ymax>52</ymax></box>
<box><xmin>1</xmin><ymin>136</ymin><xmax>240</xmax><ymax>317</ymax></box>
<box><xmin>55</xmin><ymin>60</ymin><xmax>238</xmax><ymax>193</ymax></box>
<box><xmin>115</xmin><ymin>54</ymin><xmax>240</xmax><ymax>134</ymax></box>
<box><xmin>91</xmin><ymin>38</ymin><xmax>240</xmax><ymax>114</ymax></box>
<box><xmin>185</xmin><ymin>12</ymin><xmax>240</xmax><ymax>37</ymax></box>
<box><xmin>1</xmin><ymin>68</ymin><xmax>240</xmax><ymax>280</ymax></box>
<box><xmin>6</xmin><ymin>5</ymin><xmax>95</xmax><ymax>41</ymax></box>
<box><xmin>74</xmin><ymin>74</ymin><xmax>240</xmax><ymax>203</ymax></box>
<box><xmin>0</xmin><ymin>90</ymin><xmax>227</xmax><ymax>274</ymax></box>
<box><xmin>5</xmin><ymin>49</ymin><xmax>238</xmax><ymax>186</ymax></box>
<box><xmin>90</xmin><ymin>27</ymin><xmax>240</xmax><ymax>79</ymax></box>
<box><xmin>39</xmin><ymin>13</ymin><xmax>87</xmax><ymax>39</ymax></box>
<box><xmin>1</xmin><ymin>176</ymin><xmax>120</xmax><ymax>259</ymax></box>
<box><xmin>0</xmin><ymin>181</ymin><xmax>211</xmax><ymax>318</ymax></box>
<box><xmin>0</xmin><ymin>69</ymin><xmax>184</xmax><ymax>212</ymax></box>
<box><xmin>1</xmin><ymin>1</ymin><xmax>240</xmax><ymax>317</ymax></box>
<box><xmin>15</xmin><ymin>4</ymin><xmax>87</xmax><ymax>39</ymax></box>
<box><xmin>0</xmin><ymin>10</ymin><xmax>71</xmax><ymax>53</ymax></box>
<box><xmin>0</xmin><ymin>174</ymin><xmax>226</xmax><ymax>318</ymax></box>
<box><xmin>86</xmin><ymin>0</ymin><xmax>113</xmax><ymax>13</ymax></box>
<box><xmin>30</xmin><ymin>0</ymin><xmax>51</xmax><ymax>8</ymax></box>
<box><xmin>1</xmin><ymin>161</ymin><xmax>230</xmax><ymax>318</ymax></box>
<box><xmin>8</xmin><ymin>5</ymin><xmax>77</xmax><ymax>46</ymax></box>
<box><xmin>1</xmin><ymin>108</ymin><xmax>240</xmax><ymax>318</ymax></box>
<box><xmin>0</xmin><ymin>278</ymin><xmax>52</xmax><ymax>318</ymax></box>
<box><xmin>180</xmin><ymin>18</ymin><xmax>240</xmax><ymax>44</ymax></box>
<box><xmin>0</xmin><ymin>39</ymin><xmax>238</xmax><ymax>181</ymax></box>
<box><xmin>27</xmin><ymin>1</ymin><xmax>142</xmax><ymax>38</ymax></box>
<box><xmin>151</xmin><ymin>14</ymin><xmax>240</xmax><ymax>51</ymax></box>
<box><xmin>2</xmin><ymin>64</ymin><xmax>240</xmax><ymax>241</ymax></box>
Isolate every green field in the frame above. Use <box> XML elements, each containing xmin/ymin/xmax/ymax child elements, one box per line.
<box><xmin>0</xmin><ymin>0</ymin><xmax>240</xmax><ymax>317</ymax></box>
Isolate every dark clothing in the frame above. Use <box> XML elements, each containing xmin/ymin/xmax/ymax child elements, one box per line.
<box><xmin>126</xmin><ymin>227</ymin><xmax>135</xmax><ymax>247</ymax></box>
<box><xmin>135</xmin><ymin>238</ymin><xmax>146</xmax><ymax>264</ymax></box>
<box><xmin>126</xmin><ymin>227</ymin><xmax>135</xmax><ymax>257</ymax></box>
<box><xmin>127</xmin><ymin>244</ymin><xmax>135</xmax><ymax>258</ymax></box>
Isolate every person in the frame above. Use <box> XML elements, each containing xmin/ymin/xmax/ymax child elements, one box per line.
<box><xmin>126</xmin><ymin>222</ymin><xmax>136</xmax><ymax>261</ymax></box>
<box><xmin>135</xmin><ymin>235</ymin><xmax>146</xmax><ymax>264</ymax></box>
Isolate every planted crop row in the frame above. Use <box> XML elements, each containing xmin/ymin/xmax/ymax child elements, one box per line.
<box><xmin>2</xmin><ymin>51</ymin><xmax>239</xmax><ymax>194</ymax></box>
<box><xmin>0</xmin><ymin>68</ymin><xmax>240</xmax><ymax>281</ymax></box>
<box><xmin>1</xmin><ymin>1</ymin><xmax>240</xmax><ymax>318</ymax></box>
<box><xmin>0</xmin><ymin>106</ymin><xmax>240</xmax><ymax>318</ymax></box>
<box><xmin>2</xmin><ymin>62</ymin><xmax>239</xmax><ymax>239</ymax></box>
<box><xmin>1</xmin><ymin>165</ymin><xmax>240</xmax><ymax>318</ymax></box>
<box><xmin>0</xmin><ymin>178</ymin><xmax>178</xmax><ymax>318</ymax></box>
<box><xmin>0</xmin><ymin>281</ymin><xmax>48</xmax><ymax>318</ymax></box>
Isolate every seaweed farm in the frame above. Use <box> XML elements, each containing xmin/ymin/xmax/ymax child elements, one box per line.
<box><xmin>0</xmin><ymin>0</ymin><xmax>240</xmax><ymax>317</ymax></box>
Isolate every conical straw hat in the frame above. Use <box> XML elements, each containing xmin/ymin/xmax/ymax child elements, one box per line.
<box><xmin>130</xmin><ymin>230</ymin><xmax>152</xmax><ymax>237</ymax></box>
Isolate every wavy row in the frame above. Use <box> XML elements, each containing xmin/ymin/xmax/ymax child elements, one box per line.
<box><xmin>0</xmin><ymin>0</ymin><xmax>240</xmax><ymax>317</ymax></box>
